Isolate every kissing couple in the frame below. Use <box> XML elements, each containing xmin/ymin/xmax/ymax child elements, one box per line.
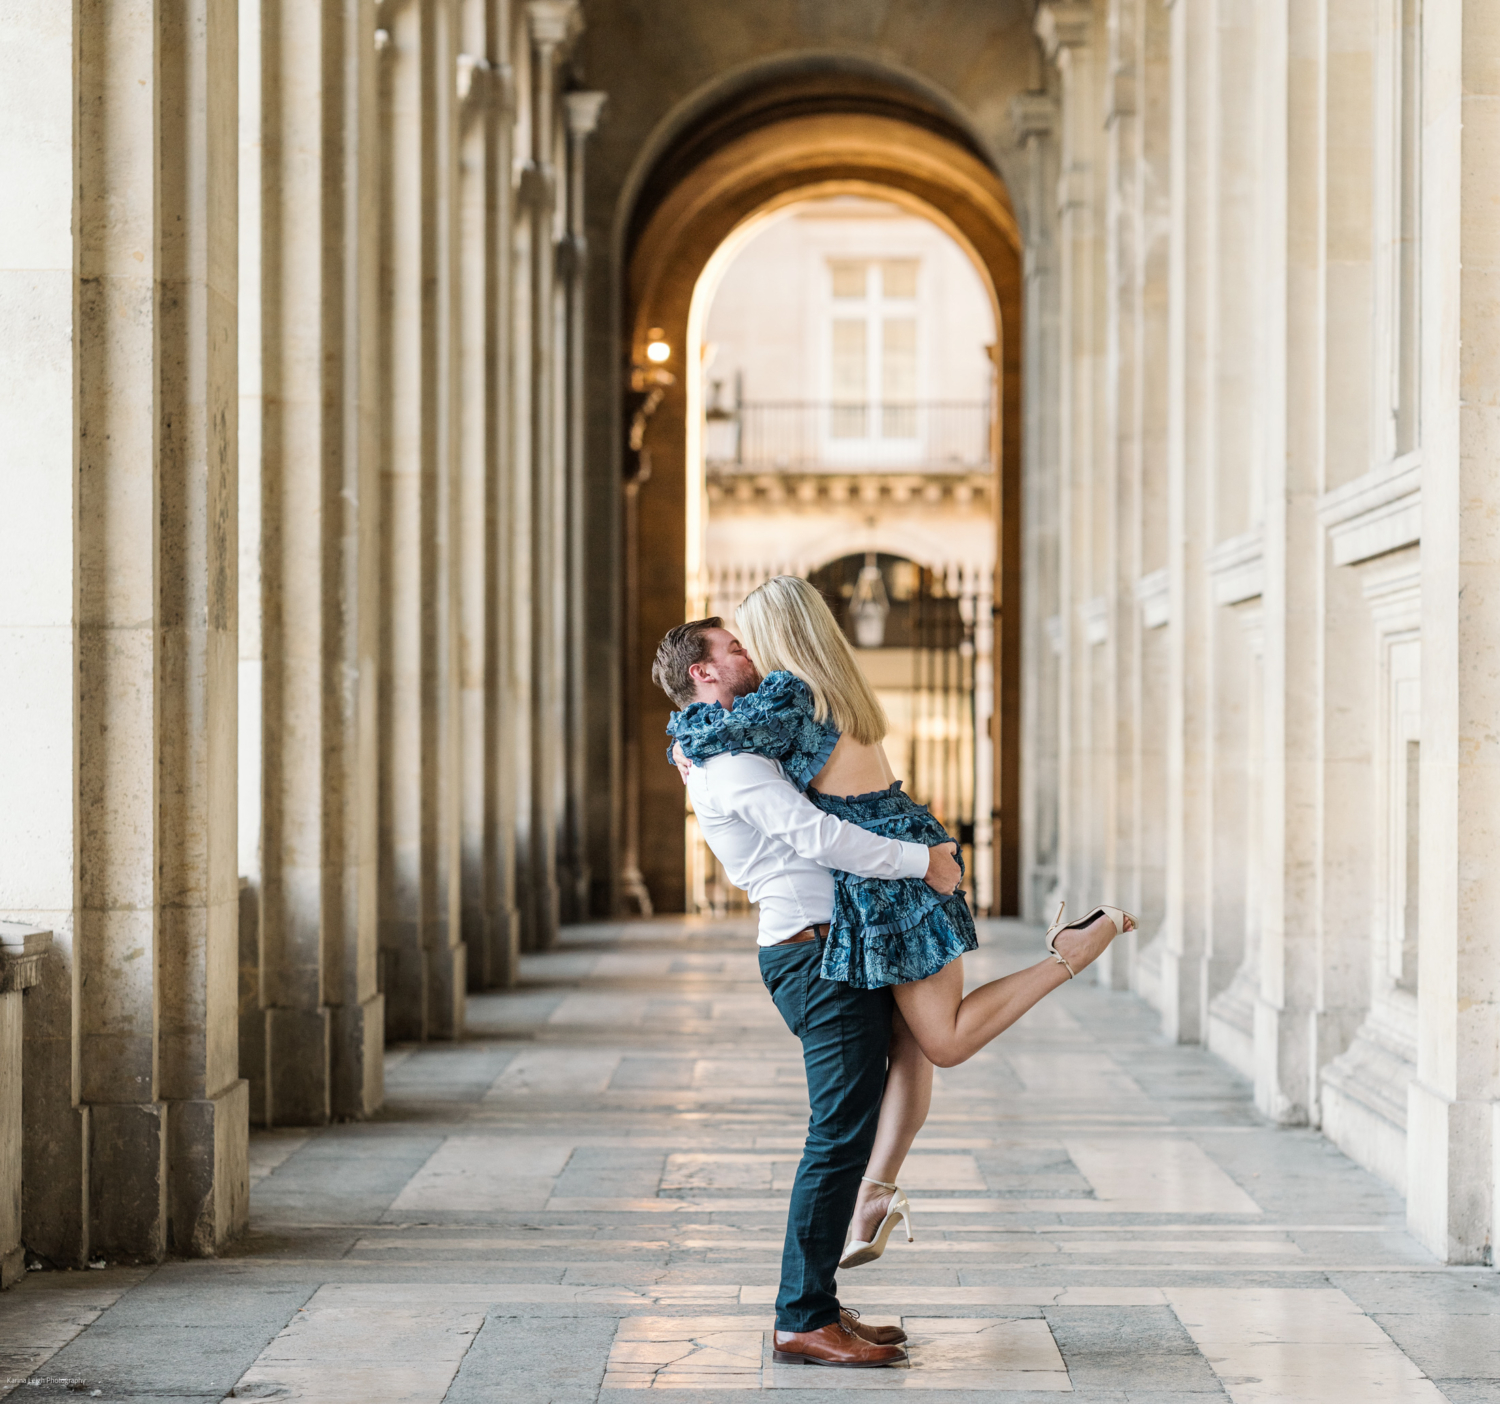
<box><xmin>653</xmin><ymin>574</ymin><xmax>1134</xmax><ymax>1369</ymax></box>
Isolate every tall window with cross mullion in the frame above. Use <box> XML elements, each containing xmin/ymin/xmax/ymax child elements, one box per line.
<box><xmin>827</xmin><ymin>258</ymin><xmax>920</xmax><ymax>452</ymax></box>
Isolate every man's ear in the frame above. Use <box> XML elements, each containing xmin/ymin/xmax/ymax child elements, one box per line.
<box><xmin>687</xmin><ymin>659</ymin><xmax>713</xmax><ymax>685</ymax></box>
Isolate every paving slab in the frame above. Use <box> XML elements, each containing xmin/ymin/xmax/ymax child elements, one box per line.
<box><xmin>0</xmin><ymin>917</ymin><xmax>1486</xmax><ymax>1402</ymax></box>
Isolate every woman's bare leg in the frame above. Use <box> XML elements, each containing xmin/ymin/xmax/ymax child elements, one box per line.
<box><xmin>849</xmin><ymin>1007</ymin><xmax>931</xmax><ymax>1243</ymax></box>
<box><xmin>893</xmin><ymin>911</ymin><xmax>1129</xmax><ymax>1069</ymax></box>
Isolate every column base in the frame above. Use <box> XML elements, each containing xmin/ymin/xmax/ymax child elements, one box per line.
<box><xmin>89</xmin><ymin>1101</ymin><xmax>167</xmax><ymax>1263</ymax></box>
<box><xmin>463</xmin><ymin>907</ymin><xmax>520</xmax><ymax>992</ymax></box>
<box><xmin>240</xmin><ymin>1004</ymin><xmax>269</xmax><ymax>1127</ymax></box>
<box><xmin>1158</xmin><ymin>944</ymin><xmax>1203</xmax><ymax>1044</ymax></box>
<box><xmin>426</xmin><ymin>942</ymin><xmax>465</xmax><ymax>1041</ymax></box>
<box><xmin>1407</xmin><ymin>1079</ymin><xmax>1493</xmax><ymax>1264</ymax></box>
<box><xmin>380</xmin><ymin>924</ymin><xmax>427</xmax><ymax>1042</ymax></box>
<box><xmin>238</xmin><ymin>882</ymin><xmax>269</xmax><ymax>1127</ymax></box>
<box><xmin>331</xmin><ymin>993</ymin><xmax>384</xmax><ymax>1119</ymax></box>
<box><xmin>1253</xmin><ymin>996</ymin><xmax>1311</xmax><ymax>1126</ymax></box>
<box><xmin>381</xmin><ymin>935</ymin><xmax>463</xmax><ymax>1042</ymax></box>
<box><xmin>1206</xmin><ymin>959</ymin><xmax>1258</xmax><ymax>1081</ymax></box>
<box><xmin>488</xmin><ymin>905</ymin><xmax>521</xmax><ymax>990</ymax></box>
<box><xmin>0</xmin><ymin>1244</ymin><xmax>22</xmax><ymax>1290</ymax></box>
<box><xmin>266</xmin><ymin>1007</ymin><xmax>331</xmax><ymax>1126</ymax></box>
<box><xmin>1320</xmin><ymin>1005</ymin><xmax>1414</xmax><ymax>1196</ymax></box>
<box><xmin>526</xmin><ymin>880</ymin><xmax>560</xmax><ymax>952</ymax></box>
<box><xmin>167</xmin><ymin>1078</ymin><xmax>249</xmax><ymax>1257</ymax></box>
<box><xmin>559</xmin><ymin>863</ymin><xmax>592</xmax><ymax>925</ymax></box>
<box><xmin>21</xmin><ymin>1035</ymin><xmax>88</xmax><ymax>1268</ymax></box>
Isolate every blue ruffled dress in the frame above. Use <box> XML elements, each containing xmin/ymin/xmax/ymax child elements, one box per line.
<box><xmin>667</xmin><ymin>670</ymin><xmax>977</xmax><ymax>989</ymax></box>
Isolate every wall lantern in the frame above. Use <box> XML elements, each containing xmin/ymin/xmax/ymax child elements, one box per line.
<box><xmin>645</xmin><ymin>327</ymin><xmax>671</xmax><ymax>363</ymax></box>
<box><xmin>850</xmin><ymin>553</ymin><xmax>891</xmax><ymax>649</ymax></box>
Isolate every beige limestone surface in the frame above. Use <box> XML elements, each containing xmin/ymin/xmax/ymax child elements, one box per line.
<box><xmin>0</xmin><ymin>918</ymin><xmax>1490</xmax><ymax>1402</ymax></box>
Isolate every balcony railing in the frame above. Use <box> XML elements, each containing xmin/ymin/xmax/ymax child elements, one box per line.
<box><xmin>704</xmin><ymin>400</ymin><xmax>992</xmax><ymax>473</ymax></box>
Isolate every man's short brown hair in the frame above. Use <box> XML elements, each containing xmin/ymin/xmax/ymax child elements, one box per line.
<box><xmin>652</xmin><ymin>617</ymin><xmax>722</xmax><ymax>709</ymax></box>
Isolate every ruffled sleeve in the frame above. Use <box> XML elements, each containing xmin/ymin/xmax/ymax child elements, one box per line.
<box><xmin>665</xmin><ymin>670</ymin><xmax>840</xmax><ymax>791</ymax></box>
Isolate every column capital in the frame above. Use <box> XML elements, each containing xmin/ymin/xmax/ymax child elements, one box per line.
<box><xmin>1035</xmin><ymin>2</ymin><xmax>1092</xmax><ymax>60</ymax></box>
<box><xmin>1009</xmin><ymin>92</ymin><xmax>1058</xmax><ymax>146</ymax></box>
<box><xmin>564</xmin><ymin>90</ymin><xmax>607</xmax><ymax>140</ymax></box>
<box><xmin>526</xmin><ymin>0</ymin><xmax>578</xmax><ymax>49</ymax></box>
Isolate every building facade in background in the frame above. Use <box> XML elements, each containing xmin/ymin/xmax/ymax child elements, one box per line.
<box><xmin>691</xmin><ymin>198</ymin><xmax>999</xmax><ymax>911</ymax></box>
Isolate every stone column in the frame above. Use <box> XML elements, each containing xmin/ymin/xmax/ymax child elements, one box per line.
<box><xmin>1308</xmin><ymin>0</ymin><xmax>1384</xmax><ymax>1120</ymax></box>
<box><xmin>518</xmin><ymin>0</ymin><xmax>575</xmax><ymax>950</ymax></box>
<box><xmin>1202</xmin><ymin>0</ymin><xmax>1273</xmax><ymax>1080</ymax></box>
<box><xmin>1160</xmin><ymin>0</ymin><xmax>1215</xmax><ymax>1042</ymax></box>
<box><xmin>1035</xmin><ymin>2</ymin><xmax>1095</xmax><ymax>931</ymax></box>
<box><xmin>0</xmin><ymin>0</ymin><xmax>88</xmax><ymax>1268</ymax></box>
<box><xmin>456</xmin><ymin>1</ymin><xmax>521</xmax><ymax>989</ymax></box>
<box><xmin>1199</xmin><ymin>0</ymin><xmax>1262</xmax><ymax>1026</ymax></box>
<box><xmin>1011</xmin><ymin>91</ymin><xmax>1060</xmax><ymax>921</ymax></box>
<box><xmin>1407</xmin><ymin>0</ymin><xmax>1500</xmax><ymax>1264</ymax></box>
<box><xmin>560</xmin><ymin>90</ymin><xmax>606</xmax><ymax>924</ymax></box>
<box><xmin>1255</xmin><ymin>0</ymin><xmax>1323</xmax><ymax>1123</ymax></box>
<box><xmin>1129</xmin><ymin>0</ymin><xmax>1172</xmax><ymax>967</ymax></box>
<box><xmin>237</xmin><ymin>0</ymin><xmax>268</xmax><ymax>1126</ymax></box>
<box><xmin>76</xmin><ymin>0</ymin><xmax>248</xmax><ymax>1257</ymax></box>
<box><xmin>379</xmin><ymin>0</ymin><xmax>466</xmax><ymax>1040</ymax></box>
<box><xmin>1099</xmin><ymin>0</ymin><xmax>1139</xmax><ymax>990</ymax></box>
<box><xmin>254</xmin><ymin>0</ymin><xmax>385</xmax><ymax>1121</ymax></box>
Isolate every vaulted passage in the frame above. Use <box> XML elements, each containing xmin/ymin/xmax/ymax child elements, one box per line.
<box><xmin>2</xmin><ymin>0</ymin><xmax>1499</xmax><ymax>1392</ymax></box>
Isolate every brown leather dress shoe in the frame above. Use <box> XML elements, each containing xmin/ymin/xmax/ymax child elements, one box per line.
<box><xmin>772</xmin><ymin>1319</ymin><xmax>907</xmax><ymax>1367</ymax></box>
<box><xmin>841</xmin><ymin>1307</ymin><xmax>908</xmax><ymax>1345</ymax></box>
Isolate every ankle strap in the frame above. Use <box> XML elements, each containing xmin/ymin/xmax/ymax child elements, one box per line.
<box><xmin>860</xmin><ymin>1176</ymin><xmax>899</xmax><ymax>1190</ymax></box>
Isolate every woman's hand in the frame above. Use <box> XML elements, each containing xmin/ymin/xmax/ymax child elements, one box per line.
<box><xmin>673</xmin><ymin>742</ymin><xmax>692</xmax><ymax>784</ymax></box>
<box><xmin>923</xmin><ymin>841</ymin><xmax>961</xmax><ymax>895</ymax></box>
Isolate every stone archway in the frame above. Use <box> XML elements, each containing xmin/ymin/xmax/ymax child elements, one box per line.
<box><xmin>621</xmin><ymin>97</ymin><xmax>1024</xmax><ymax>917</ymax></box>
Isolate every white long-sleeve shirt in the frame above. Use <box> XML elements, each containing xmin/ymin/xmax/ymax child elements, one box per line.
<box><xmin>686</xmin><ymin>751</ymin><xmax>929</xmax><ymax>945</ymax></box>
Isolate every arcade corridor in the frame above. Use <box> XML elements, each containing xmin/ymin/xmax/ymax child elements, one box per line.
<box><xmin>2</xmin><ymin>918</ymin><xmax>1492</xmax><ymax>1401</ymax></box>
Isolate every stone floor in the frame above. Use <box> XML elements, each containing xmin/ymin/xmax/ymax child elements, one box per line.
<box><xmin>2</xmin><ymin>917</ymin><xmax>1497</xmax><ymax>1402</ymax></box>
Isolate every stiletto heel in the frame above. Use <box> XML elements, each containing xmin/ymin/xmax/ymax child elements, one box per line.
<box><xmin>839</xmin><ymin>1177</ymin><xmax>914</xmax><ymax>1269</ymax></box>
<box><xmin>1044</xmin><ymin>902</ymin><xmax>1136</xmax><ymax>978</ymax></box>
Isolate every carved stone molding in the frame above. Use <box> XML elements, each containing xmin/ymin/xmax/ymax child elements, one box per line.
<box><xmin>706</xmin><ymin>471</ymin><xmax>992</xmax><ymax>514</ymax></box>
<box><xmin>564</xmin><ymin>90</ymin><xmax>607</xmax><ymax>139</ymax></box>
<box><xmin>1318</xmin><ymin>453</ymin><xmax>1421</xmax><ymax>567</ymax></box>
<box><xmin>1035</xmin><ymin>2</ymin><xmax>1093</xmax><ymax>60</ymax></box>
<box><xmin>1079</xmin><ymin>595</ymin><xmax>1109</xmax><ymax>646</ymax></box>
<box><xmin>1207</xmin><ymin>527</ymin><xmax>1265</xmax><ymax>606</ymax></box>
<box><xmin>1135</xmin><ymin>568</ymin><xmax>1169</xmax><ymax>629</ymax></box>
<box><xmin>526</xmin><ymin>0</ymin><xmax>578</xmax><ymax>48</ymax></box>
<box><xmin>1009</xmin><ymin>92</ymin><xmax>1058</xmax><ymax>147</ymax></box>
<box><xmin>0</xmin><ymin>921</ymin><xmax>51</xmax><ymax>993</ymax></box>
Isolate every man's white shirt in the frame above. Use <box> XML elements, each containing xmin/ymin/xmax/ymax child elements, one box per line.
<box><xmin>685</xmin><ymin>751</ymin><xmax>929</xmax><ymax>946</ymax></box>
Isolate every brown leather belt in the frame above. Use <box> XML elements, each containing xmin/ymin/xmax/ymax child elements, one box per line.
<box><xmin>774</xmin><ymin>923</ymin><xmax>829</xmax><ymax>946</ymax></box>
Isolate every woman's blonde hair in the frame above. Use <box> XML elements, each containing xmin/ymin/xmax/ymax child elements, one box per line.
<box><xmin>734</xmin><ymin>575</ymin><xmax>888</xmax><ymax>744</ymax></box>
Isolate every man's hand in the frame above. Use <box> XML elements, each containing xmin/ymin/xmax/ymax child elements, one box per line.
<box><xmin>923</xmin><ymin>841</ymin><xmax>961</xmax><ymax>894</ymax></box>
<box><xmin>672</xmin><ymin>742</ymin><xmax>692</xmax><ymax>784</ymax></box>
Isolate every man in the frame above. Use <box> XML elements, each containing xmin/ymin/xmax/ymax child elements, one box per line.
<box><xmin>652</xmin><ymin>617</ymin><xmax>962</xmax><ymax>1369</ymax></box>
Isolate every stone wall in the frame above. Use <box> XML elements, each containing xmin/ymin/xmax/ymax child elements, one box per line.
<box><xmin>1025</xmin><ymin>0</ymin><xmax>1500</xmax><ymax>1266</ymax></box>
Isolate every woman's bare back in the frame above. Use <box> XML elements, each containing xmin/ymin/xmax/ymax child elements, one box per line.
<box><xmin>809</xmin><ymin>733</ymin><xmax>897</xmax><ymax>798</ymax></box>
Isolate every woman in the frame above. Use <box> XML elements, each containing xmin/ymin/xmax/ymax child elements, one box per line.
<box><xmin>669</xmin><ymin>575</ymin><xmax>1132</xmax><ymax>1267</ymax></box>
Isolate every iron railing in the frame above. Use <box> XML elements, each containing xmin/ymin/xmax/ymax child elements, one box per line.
<box><xmin>705</xmin><ymin>400</ymin><xmax>991</xmax><ymax>472</ymax></box>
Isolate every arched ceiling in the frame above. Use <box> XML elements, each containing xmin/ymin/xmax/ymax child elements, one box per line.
<box><xmin>623</xmin><ymin>57</ymin><xmax>1001</xmax><ymax>254</ymax></box>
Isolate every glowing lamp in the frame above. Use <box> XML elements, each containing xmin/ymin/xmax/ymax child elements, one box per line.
<box><xmin>646</xmin><ymin>340</ymin><xmax>671</xmax><ymax>363</ymax></box>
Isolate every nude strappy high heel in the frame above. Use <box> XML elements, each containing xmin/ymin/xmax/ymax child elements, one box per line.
<box><xmin>838</xmin><ymin>1177</ymin><xmax>914</xmax><ymax>1269</ymax></box>
<box><xmin>1044</xmin><ymin>901</ymin><xmax>1135</xmax><ymax>978</ymax></box>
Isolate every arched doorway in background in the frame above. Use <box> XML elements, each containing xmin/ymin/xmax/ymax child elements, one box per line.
<box><xmin>619</xmin><ymin>70</ymin><xmax>1024</xmax><ymax>918</ymax></box>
